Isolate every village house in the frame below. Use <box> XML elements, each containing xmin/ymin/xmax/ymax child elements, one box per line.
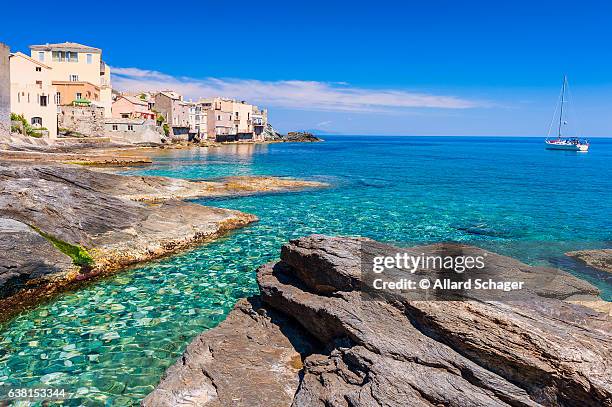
<box><xmin>112</xmin><ymin>95</ymin><xmax>155</xmax><ymax>120</ymax></box>
<box><xmin>252</xmin><ymin>106</ymin><xmax>268</xmax><ymax>141</ymax></box>
<box><xmin>154</xmin><ymin>91</ymin><xmax>189</xmax><ymax>139</ymax></box>
<box><xmin>202</xmin><ymin>97</ymin><xmax>268</xmax><ymax>142</ymax></box>
<box><xmin>29</xmin><ymin>42</ymin><xmax>112</xmax><ymax>117</ymax></box>
<box><xmin>186</xmin><ymin>99</ymin><xmax>211</xmax><ymax>140</ymax></box>
<box><xmin>0</xmin><ymin>43</ymin><xmax>9</xmax><ymax>136</ymax></box>
<box><xmin>206</xmin><ymin>98</ymin><xmax>236</xmax><ymax>141</ymax></box>
<box><xmin>9</xmin><ymin>52</ymin><xmax>58</xmax><ymax>138</ymax></box>
<box><xmin>53</xmin><ymin>81</ymin><xmax>100</xmax><ymax>106</ymax></box>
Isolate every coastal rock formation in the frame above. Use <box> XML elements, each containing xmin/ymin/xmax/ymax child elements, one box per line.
<box><xmin>567</xmin><ymin>249</ymin><xmax>612</xmax><ymax>274</ymax></box>
<box><xmin>0</xmin><ymin>162</ymin><xmax>324</xmax><ymax>319</ymax></box>
<box><xmin>260</xmin><ymin>125</ymin><xmax>322</xmax><ymax>143</ymax></box>
<box><xmin>146</xmin><ymin>235</ymin><xmax>612</xmax><ymax>407</ymax></box>
<box><xmin>282</xmin><ymin>131</ymin><xmax>322</xmax><ymax>142</ymax></box>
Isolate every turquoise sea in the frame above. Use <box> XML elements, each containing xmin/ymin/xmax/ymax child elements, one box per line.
<box><xmin>1</xmin><ymin>136</ymin><xmax>611</xmax><ymax>405</ymax></box>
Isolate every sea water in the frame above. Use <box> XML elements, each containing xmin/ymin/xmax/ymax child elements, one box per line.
<box><xmin>1</xmin><ymin>136</ymin><xmax>610</xmax><ymax>405</ymax></box>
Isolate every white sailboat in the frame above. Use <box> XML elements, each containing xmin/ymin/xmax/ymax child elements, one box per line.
<box><xmin>545</xmin><ymin>76</ymin><xmax>589</xmax><ymax>152</ymax></box>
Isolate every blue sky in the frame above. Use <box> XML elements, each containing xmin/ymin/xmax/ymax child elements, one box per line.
<box><xmin>2</xmin><ymin>0</ymin><xmax>612</xmax><ymax>136</ymax></box>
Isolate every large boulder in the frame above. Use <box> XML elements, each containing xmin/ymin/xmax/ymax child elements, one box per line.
<box><xmin>147</xmin><ymin>235</ymin><xmax>612</xmax><ymax>407</ymax></box>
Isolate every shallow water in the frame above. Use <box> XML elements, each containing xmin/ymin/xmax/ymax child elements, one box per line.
<box><xmin>1</xmin><ymin>136</ymin><xmax>611</xmax><ymax>405</ymax></box>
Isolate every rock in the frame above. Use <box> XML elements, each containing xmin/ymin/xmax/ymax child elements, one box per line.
<box><xmin>282</xmin><ymin>132</ymin><xmax>322</xmax><ymax>142</ymax></box>
<box><xmin>0</xmin><ymin>162</ymin><xmax>324</xmax><ymax>319</ymax></box>
<box><xmin>142</xmin><ymin>298</ymin><xmax>316</xmax><ymax>407</ymax></box>
<box><xmin>0</xmin><ymin>218</ymin><xmax>75</xmax><ymax>299</ymax></box>
<box><xmin>566</xmin><ymin>249</ymin><xmax>612</xmax><ymax>274</ymax></box>
<box><xmin>149</xmin><ymin>235</ymin><xmax>612</xmax><ymax>406</ymax></box>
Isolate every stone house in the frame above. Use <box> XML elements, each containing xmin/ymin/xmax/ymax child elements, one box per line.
<box><xmin>58</xmin><ymin>104</ymin><xmax>105</xmax><ymax>137</ymax></box>
<box><xmin>9</xmin><ymin>52</ymin><xmax>58</xmax><ymax>138</ymax></box>
<box><xmin>105</xmin><ymin>117</ymin><xmax>163</xmax><ymax>144</ymax></box>
<box><xmin>0</xmin><ymin>43</ymin><xmax>9</xmax><ymax>136</ymax></box>
<box><xmin>154</xmin><ymin>91</ymin><xmax>189</xmax><ymax>140</ymax></box>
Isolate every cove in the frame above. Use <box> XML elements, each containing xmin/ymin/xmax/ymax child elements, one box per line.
<box><xmin>1</xmin><ymin>136</ymin><xmax>611</xmax><ymax>405</ymax></box>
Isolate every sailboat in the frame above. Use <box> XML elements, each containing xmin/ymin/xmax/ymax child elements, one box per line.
<box><xmin>545</xmin><ymin>76</ymin><xmax>589</xmax><ymax>152</ymax></box>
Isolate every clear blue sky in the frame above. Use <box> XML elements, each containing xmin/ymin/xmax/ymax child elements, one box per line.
<box><xmin>3</xmin><ymin>0</ymin><xmax>612</xmax><ymax>136</ymax></box>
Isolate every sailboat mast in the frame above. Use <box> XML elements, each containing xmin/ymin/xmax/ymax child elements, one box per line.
<box><xmin>558</xmin><ymin>75</ymin><xmax>566</xmax><ymax>138</ymax></box>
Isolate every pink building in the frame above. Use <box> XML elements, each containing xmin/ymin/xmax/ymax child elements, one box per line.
<box><xmin>112</xmin><ymin>95</ymin><xmax>155</xmax><ymax>120</ymax></box>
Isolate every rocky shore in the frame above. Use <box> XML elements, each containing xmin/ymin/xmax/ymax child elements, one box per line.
<box><xmin>145</xmin><ymin>235</ymin><xmax>612</xmax><ymax>407</ymax></box>
<box><xmin>0</xmin><ymin>162</ymin><xmax>326</xmax><ymax>320</ymax></box>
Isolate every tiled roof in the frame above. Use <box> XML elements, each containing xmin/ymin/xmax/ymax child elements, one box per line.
<box><xmin>158</xmin><ymin>91</ymin><xmax>182</xmax><ymax>100</ymax></box>
<box><xmin>120</xmin><ymin>95</ymin><xmax>149</xmax><ymax>106</ymax></box>
<box><xmin>29</xmin><ymin>42</ymin><xmax>102</xmax><ymax>53</ymax></box>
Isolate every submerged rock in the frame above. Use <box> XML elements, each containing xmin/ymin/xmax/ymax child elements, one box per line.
<box><xmin>147</xmin><ymin>235</ymin><xmax>612</xmax><ymax>407</ymax></box>
<box><xmin>566</xmin><ymin>249</ymin><xmax>612</xmax><ymax>274</ymax></box>
<box><xmin>0</xmin><ymin>161</ymin><xmax>325</xmax><ymax>318</ymax></box>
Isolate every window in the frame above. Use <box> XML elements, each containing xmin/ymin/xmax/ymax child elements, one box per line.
<box><xmin>70</xmin><ymin>74</ymin><xmax>79</xmax><ymax>82</ymax></box>
<box><xmin>86</xmin><ymin>53</ymin><xmax>92</xmax><ymax>64</ymax></box>
<box><xmin>52</xmin><ymin>51</ymin><xmax>74</xmax><ymax>62</ymax></box>
<box><xmin>36</xmin><ymin>80</ymin><xmax>42</xmax><ymax>87</ymax></box>
<box><xmin>39</xmin><ymin>95</ymin><xmax>47</xmax><ymax>106</ymax></box>
<box><xmin>217</xmin><ymin>115</ymin><xmax>221</xmax><ymax>120</ymax></box>
<box><xmin>112</xmin><ymin>125</ymin><xmax>118</xmax><ymax>131</ymax></box>
<box><xmin>76</xmin><ymin>93</ymin><xmax>82</xmax><ymax>100</ymax></box>
<box><xmin>121</xmin><ymin>114</ymin><xmax>129</xmax><ymax>118</ymax></box>
<box><xmin>38</xmin><ymin>51</ymin><xmax>44</xmax><ymax>62</ymax></box>
<box><xmin>35</xmin><ymin>67</ymin><xmax>42</xmax><ymax>72</ymax></box>
<box><xmin>127</xmin><ymin>125</ymin><xmax>134</xmax><ymax>131</ymax></box>
<box><xmin>31</xmin><ymin>117</ymin><xmax>43</xmax><ymax>126</ymax></box>
<box><xmin>55</xmin><ymin>92</ymin><xmax>61</xmax><ymax>104</ymax></box>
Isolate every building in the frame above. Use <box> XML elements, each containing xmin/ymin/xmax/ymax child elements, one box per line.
<box><xmin>105</xmin><ymin>117</ymin><xmax>163</xmax><ymax>144</ymax></box>
<box><xmin>252</xmin><ymin>106</ymin><xmax>268</xmax><ymax>141</ymax></box>
<box><xmin>0</xmin><ymin>43</ymin><xmax>9</xmax><ymax>136</ymax></box>
<box><xmin>9</xmin><ymin>52</ymin><xmax>58</xmax><ymax>138</ymax></box>
<box><xmin>58</xmin><ymin>104</ymin><xmax>105</xmax><ymax>136</ymax></box>
<box><xmin>112</xmin><ymin>95</ymin><xmax>155</xmax><ymax>120</ymax></box>
<box><xmin>29</xmin><ymin>42</ymin><xmax>112</xmax><ymax>117</ymax></box>
<box><xmin>233</xmin><ymin>100</ymin><xmax>254</xmax><ymax>139</ymax></box>
<box><xmin>53</xmin><ymin>81</ymin><xmax>100</xmax><ymax>106</ymax></box>
<box><xmin>203</xmin><ymin>98</ymin><xmax>268</xmax><ymax>142</ymax></box>
<box><xmin>187</xmin><ymin>99</ymin><xmax>210</xmax><ymax>139</ymax></box>
<box><xmin>154</xmin><ymin>91</ymin><xmax>189</xmax><ymax>139</ymax></box>
<box><xmin>206</xmin><ymin>98</ymin><xmax>236</xmax><ymax>141</ymax></box>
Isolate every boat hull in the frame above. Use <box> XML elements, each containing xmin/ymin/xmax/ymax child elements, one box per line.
<box><xmin>545</xmin><ymin>141</ymin><xmax>589</xmax><ymax>152</ymax></box>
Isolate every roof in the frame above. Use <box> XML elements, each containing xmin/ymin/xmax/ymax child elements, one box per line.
<box><xmin>29</xmin><ymin>42</ymin><xmax>102</xmax><ymax>54</ymax></box>
<box><xmin>9</xmin><ymin>52</ymin><xmax>52</xmax><ymax>69</ymax></box>
<box><xmin>118</xmin><ymin>95</ymin><xmax>149</xmax><ymax>106</ymax></box>
<box><xmin>52</xmin><ymin>80</ymin><xmax>100</xmax><ymax>90</ymax></box>
<box><xmin>157</xmin><ymin>91</ymin><xmax>182</xmax><ymax>100</ymax></box>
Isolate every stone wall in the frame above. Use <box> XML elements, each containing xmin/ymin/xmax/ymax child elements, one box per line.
<box><xmin>58</xmin><ymin>105</ymin><xmax>106</xmax><ymax>137</ymax></box>
<box><xmin>104</xmin><ymin>118</ymin><xmax>164</xmax><ymax>144</ymax></box>
<box><xmin>0</xmin><ymin>43</ymin><xmax>10</xmax><ymax>136</ymax></box>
